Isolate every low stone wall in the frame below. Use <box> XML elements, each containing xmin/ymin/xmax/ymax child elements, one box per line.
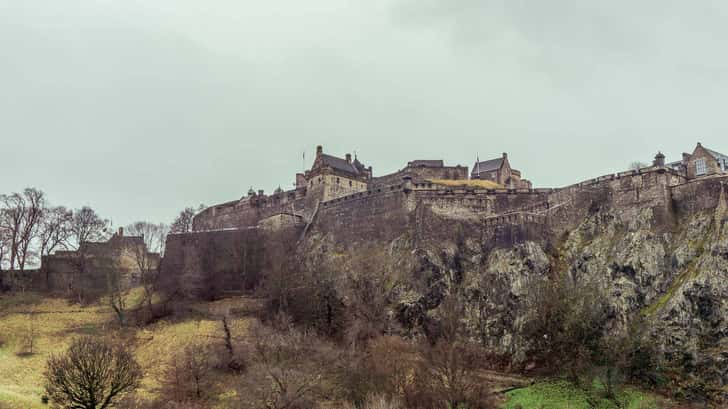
<box><xmin>0</xmin><ymin>269</ymin><xmax>42</xmax><ymax>292</ymax></box>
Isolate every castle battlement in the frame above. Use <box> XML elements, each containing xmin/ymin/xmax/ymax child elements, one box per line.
<box><xmin>191</xmin><ymin>144</ymin><xmax>726</xmax><ymax>234</ymax></box>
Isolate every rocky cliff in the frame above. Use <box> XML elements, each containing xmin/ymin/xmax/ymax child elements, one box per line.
<box><xmin>296</xmin><ymin>176</ymin><xmax>727</xmax><ymax>401</ymax></box>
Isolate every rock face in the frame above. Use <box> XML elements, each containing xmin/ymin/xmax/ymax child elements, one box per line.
<box><xmin>296</xmin><ymin>177</ymin><xmax>728</xmax><ymax>401</ymax></box>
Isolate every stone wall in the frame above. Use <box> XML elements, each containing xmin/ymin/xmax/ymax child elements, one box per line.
<box><xmin>162</xmin><ymin>166</ymin><xmax>728</xmax><ymax>299</ymax></box>
<box><xmin>160</xmin><ymin>226</ymin><xmax>302</xmax><ymax>299</ymax></box>
<box><xmin>193</xmin><ymin>188</ymin><xmax>307</xmax><ymax>231</ymax></box>
<box><xmin>671</xmin><ymin>175</ymin><xmax>728</xmax><ymax>216</ymax></box>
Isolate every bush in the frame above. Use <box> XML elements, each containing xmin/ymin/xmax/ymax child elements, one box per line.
<box><xmin>404</xmin><ymin>340</ymin><xmax>494</xmax><ymax>409</ymax></box>
<box><xmin>44</xmin><ymin>337</ymin><xmax>142</xmax><ymax>409</ymax></box>
<box><xmin>160</xmin><ymin>343</ymin><xmax>213</xmax><ymax>402</ymax></box>
<box><xmin>334</xmin><ymin>336</ymin><xmax>416</xmax><ymax>405</ymax></box>
<box><xmin>238</xmin><ymin>320</ymin><xmax>334</xmax><ymax>409</ymax></box>
<box><xmin>522</xmin><ymin>276</ymin><xmax>609</xmax><ymax>384</ymax></box>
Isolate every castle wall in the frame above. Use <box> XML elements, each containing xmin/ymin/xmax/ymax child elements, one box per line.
<box><xmin>160</xmin><ymin>226</ymin><xmax>300</xmax><ymax>299</ymax></box>
<box><xmin>671</xmin><ymin>175</ymin><xmax>728</xmax><ymax>216</ymax></box>
<box><xmin>193</xmin><ymin>188</ymin><xmax>307</xmax><ymax>231</ymax></box>
<box><xmin>161</xmin><ymin>165</ymin><xmax>728</xmax><ymax>300</ymax></box>
<box><xmin>314</xmin><ymin>186</ymin><xmax>412</xmax><ymax>245</ymax></box>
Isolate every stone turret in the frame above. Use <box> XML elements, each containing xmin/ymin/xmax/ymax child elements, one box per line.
<box><xmin>654</xmin><ymin>151</ymin><xmax>666</xmax><ymax>167</ymax></box>
<box><xmin>402</xmin><ymin>175</ymin><xmax>413</xmax><ymax>193</ymax></box>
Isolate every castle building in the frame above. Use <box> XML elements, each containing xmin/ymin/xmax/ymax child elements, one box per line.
<box><xmin>191</xmin><ymin>145</ymin><xmax>472</xmax><ymax>231</ymax></box>
<box><xmin>471</xmin><ymin>152</ymin><xmax>532</xmax><ymax>189</ymax></box>
<box><xmin>302</xmin><ymin>146</ymin><xmax>372</xmax><ymax>202</ymax></box>
<box><xmin>39</xmin><ymin>227</ymin><xmax>160</xmax><ymax>293</ymax></box>
<box><xmin>666</xmin><ymin>143</ymin><xmax>728</xmax><ymax>178</ymax></box>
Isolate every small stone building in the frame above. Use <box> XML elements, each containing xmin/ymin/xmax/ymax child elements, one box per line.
<box><xmin>471</xmin><ymin>153</ymin><xmax>532</xmax><ymax>189</ymax></box>
<box><xmin>39</xmin><ymin>227</ymin><xmax>160</xmax><ymax>294</ymax></box>
<box><xmin>667</xmin><ymin>143</ymin><xmax>728</xmax><ymax>179</ymax></box>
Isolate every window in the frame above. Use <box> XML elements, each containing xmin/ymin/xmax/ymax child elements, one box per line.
<box><xmin>695</xmin><ymin>158</ymin><xmax>707</xmax><ymax>176</ymax></box>
<box><xmin>349</xmin><ymin>180</ymin><xmax>352</xmax><ymax>187</ymax></box>
<box><xmin>336</xmin><ymin>177</ymin><xmax>340</xmax><ymax>184</ymax></box>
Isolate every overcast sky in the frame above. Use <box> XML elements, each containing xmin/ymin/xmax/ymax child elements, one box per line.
<box><xmin>2</xmin><ymin>1</ymin><xmax>728</xmax><ymax>226</ymax></box>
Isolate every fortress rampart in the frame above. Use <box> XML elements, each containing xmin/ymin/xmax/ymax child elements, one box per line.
<box><xmin>160</xmin><ymin>146</ymin><xmax>727</xmax><ymax>298</ymax></box>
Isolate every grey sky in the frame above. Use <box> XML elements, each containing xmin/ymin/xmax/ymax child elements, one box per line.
<box><xmin>2</xmin><ymin>1</ymin><xmax>728</xmax><ymax>226</ymax></box>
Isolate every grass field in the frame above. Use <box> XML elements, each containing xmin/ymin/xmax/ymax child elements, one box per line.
<box><xmin>0</xmin><ymin>291</ymin><xmax>258</xmax><ymax>408</ymax></box>
<box><xmin>503</xmin><ymin>380</ymin><xmax>660</xmax><ymax>409</ymax></box>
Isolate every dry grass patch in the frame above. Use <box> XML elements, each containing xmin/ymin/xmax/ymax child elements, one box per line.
<box><xmin>0</xmin><ymin>294</ymin><xmax>112</xmax><ymax>408</ymax></box>
<box><xmin>427</xmin><ymin>179</ymin><xmax>504</xmax><ymax>189</ymax></box>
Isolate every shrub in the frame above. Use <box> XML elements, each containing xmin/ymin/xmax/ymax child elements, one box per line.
<box><xmin>44</xmin><ymin>337</ymin><xmax>142</xmax><ymax>409</ymax></box>
<box><xmin>522</xmin><ymin>275</ymin><xmax>609</xmax><ymax>385</ymax></box>
<box><xmin>405</xmin><ymin>340</ymin><xmax>494</xmax><ymax>409</ymax></box>
<box><xmin>334</xmin><ymin>336</ymin><xmax>416</xmax><ymax>405</ymax></box>
<box><xmin>238</xmin><ymin>321</ymin><xmax>333</xmax><ymax>409</ymax></box>
<box><xmin>160</xmin><ymin>343</ymin><xmax>213</xmax><ymax>402</ymax></box>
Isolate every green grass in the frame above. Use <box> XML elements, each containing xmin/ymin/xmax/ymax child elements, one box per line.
<box><xmin>503</xmin><ymin>380</ymin><xmax>658</xmax><ymax>409</ymax></box>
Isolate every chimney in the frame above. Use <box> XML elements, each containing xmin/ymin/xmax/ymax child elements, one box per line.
<box><xmin>653</xmin><ymin>151</ymin><xmax>665</xmax><ymax>167</ymax></box>
<box><xmin>346</xmin><ymin>153</ymin><xmax>352</xmax><ymax>163</ymax></box>
<box><xmin>258</xmin><ymin>189</ymin><xmax>264</xmax><ymax>196</ymax></box>
<box><xmin>316</xmin><ymin>145</ymin><xmax>323</xmax><ymax>157</ymax></box>
<box><xmin>502</xmin><ymin>152</ymin><xmax>508</xmax><ymax>159</ymax></box>
<box><xmin>118</xmin><ymin>227</ymin><xmax>124</xmax><ymax>237</ymax></box>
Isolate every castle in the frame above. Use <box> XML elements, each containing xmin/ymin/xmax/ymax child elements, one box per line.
<box><xmin>4</xmin><ymin>142</ymin><xmax>726</xmax><ymax>297</ymax></box>
<box><xmin>190</xmin><ymin>142</ymin><xmax>725</xmax><ymax>234</ymax></box>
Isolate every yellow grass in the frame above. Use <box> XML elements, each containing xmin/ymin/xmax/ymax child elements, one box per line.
<box><xmin>427</xmin><ymin>179</ymin><xmax>504</xmax><ymax>189</ymax></box>
<box><xmin>0</xmin><ymin>295</ymin><xmax>111</xmax><ymax>408</ymax></box>
<box><xmin>0</xmin><ymin>292</ymin><xmax>259</xmax><ymax>408</ymax></box>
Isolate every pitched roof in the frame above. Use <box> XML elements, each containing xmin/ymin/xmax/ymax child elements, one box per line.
<box><xmin>321</xmin><ymin>154</ymin><xmax>362</xmax><ymax>175</ymax></box>
<box><xmin>472</xmin><ymin>157</ymin><xmax>504</xmax><ymax>174</ymax></box>
<box><xmin>705</xmin><ymin>148</ymin><xmax>728</xmax><ymax>159</ymax></box>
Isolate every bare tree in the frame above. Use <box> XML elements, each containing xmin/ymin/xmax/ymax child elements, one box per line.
<box><xmin>522</xmin><ymin>276</ymin><xmax>609</xmax><ymax>385</ymax></box>
<box><xmin>106</xmin><ymin>258</ymin><xmax>127</xmax><ymax>326</ymax></box>
<box><xmin>629</xmin><ymin>161</ymin><xmax>648</xmax><ymax>170</ymax></box>
<box><xmin>70</xmin><ymin>206</ymin><xmax>110</xmax><ymax>249</ymax></box>
<box><xmin>0</xmin><ymin>188</ymin><xmax>46</xmax><ymax>271</ymax></box>
<box><xmin>38</xmin><ymin>206</ymin><xmax>73</xmax><ymax>257</ymax></box>
<box><xmin>170</xmin><ymin>205</ymin><xmax>205</xmax><ymax>234</ymax></box>
<box><xmin>124</xmin><ymin>221</ymin><xmax>167</xmax><ymax>318</ymax></box>
<box><xmin>44</xmin><ymin>337</ymin><xmax>142</xmax><ymax>409</ymax></box>
<box><xmin>0</xmin><ymin>225</ymin><xmax>9</xmax><ymax>271</ymax></box>
<box><xmin>17</xmin><ymin>309</ymin><xmax>38</xmax><ymax>356</ymax></box>
<box><xmin>241</xmin><ymin>322</ymin><xmax>326</xmax><ymax>409</ymax></box>
<box><xmin>161</xmin><ymin>343</ymin><xmax>212</xmax><ymax>402</ymax></box>
<box><xmin>125</xmin><ymin>221</ymin><xmax>168</xmax><ymax>256</ymax></box>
